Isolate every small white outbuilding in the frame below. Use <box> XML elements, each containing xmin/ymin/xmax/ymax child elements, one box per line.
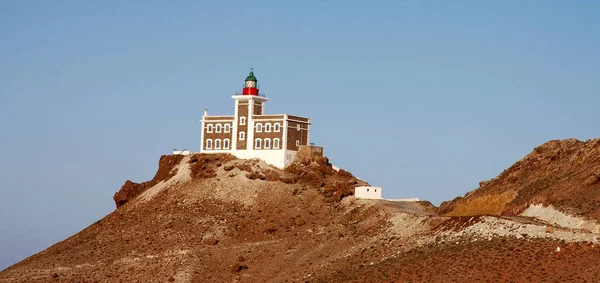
<box><xmin>173</xmin><ymin>149</ymin><xmax>192</xmax><ymax>156</ymax></box>
<box><xmin>354</xmin><ymin>186</ymin><xmax>383</xmax><ymax>200</ymax></box>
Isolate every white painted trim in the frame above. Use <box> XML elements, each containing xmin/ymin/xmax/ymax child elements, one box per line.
<box><xmin>256</xmin><ymin>123</ymin><xmax>263</xmax><ymax>132</ymax></box>
<box><xmin>202</xmin><ymin>119</ymin><xmax>235</xmax><ymax>123</ymax></box>
<box><xmin>224</xmin><ymin>124</ymin><xmax>231</xmax><ymax>133</ymax></box>
<box><xmin>274</xmin><ymin>123</ymin><xmax>281</xmax><ymax>132</ymax></box>
<box><xmin>200</xmin><ymin>119</ymin><xmax>205</xmax><ymax>152</ymax></box>
<box><xmin>251</xmin><ymin>118</ymin><xmax>285</xmax><ymax>121</ymax></box>
<box><xmin>232</xmin><ymin>99</ymin><xmax>239</xmax><ymax>150</ymax></box>
<box><xmin>230</xmin><ymin>95</ymin><xmax>269</xmax><ymax>103</ymax></box>
<box><xmin>247</xmin><ymin>102</ymin><xmax>254</xmax><ymax>151</ymax></box>
<box><xmin>264</xmin><ymin>138</ymin><xmax>271</xmax><ymax>149</ymax></box>
<box><xmin>273</xmin><ymin>138</ymin><xmax>280</xmax><ymax>149</ymax></box>
<box><xmin>215</xmin><ymin>124</ymin><xmax>222</xmax><ymax>133</ymax></box>
<box><xmin>206</xmin><ymin>139</ymin><xmax>213</xmax><ymax>149</ymax></box>
<box><xmin>215</xmin><ymin>139</ymin><xmax>222</xmax><ymax>149</ymax></box>
<box><xmin>265</xmin><ymin>123</ymin><xmax>271</xmax><ymax>132</ymax></box>
<box><xmin>306</xmin><ymin>118</ymin><xmax>311</xmax><ymax>144</ymax></box>
<box><xmin>207</xmin><ymin>124</ymin><xmax>214</xmax><ymax>133</ymax></box>
<box><xmin>240</xmin><ymin>116</ymin><xmax>246</xmax><ymax>125</ymax></box>
<box><xmin>282</xmin><ymin>115</ymin><xmax>289</xmax><ymax>150</ymax></box>
<box><xmin>239</xmin><ymin>131</ymin><xmax>245</xmax><ymax>140</ymax></box>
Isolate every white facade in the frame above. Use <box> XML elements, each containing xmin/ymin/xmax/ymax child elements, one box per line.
<box><xmin>214</xmin><ymin>149</ymin><xmax>297</xmax><ymax>169</ymax></box>
<box><xmin>354</xmin><ymin>186</ymin><xmax>383</xmax><ymax>200</ymax></box>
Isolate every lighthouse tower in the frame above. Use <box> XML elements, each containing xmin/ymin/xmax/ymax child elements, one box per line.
<box><xmin>200</xmin><ymin>70</ymin><xmax>312</xmax><ymax>168</ymax></box>
<box><xmin>231</xmin><ymin>70</ymin><xmax>268</xmax><ymax>153</ymax></box>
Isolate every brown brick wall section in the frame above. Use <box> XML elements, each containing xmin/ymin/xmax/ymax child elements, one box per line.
<box><xmin>204</xmin><ymin>116</ymin><xmax>234</xmax><ymax>121</ymax></box>
<box><xmin>253</xmin><ymin>130</ymin><xmax>284</xmax><ymax>150</ymax></box>
<box><xmin>287</xmin><ymin>115</ymin><xmax>309</xmax><ymax>122</ymax></box>
<box><xmin>253</xmin><ymin>103</ymin><xmax>263</xmax><ymax>115</ymax></box>
<box><xmin>236</xmin><ymin>104</ymin><xmax>249</xmax><ymax>150</ymax></box>
<box><xmin>202</xmin><ymin>130</ymin><xmax>233</xmax><ymax>150</ymax></box>
<box><xmin>253</xmin><ymin>115</ymin><xmax>285</xmax><ymax>119</ymax></box>
<box><xmin>286</xmin><ymin>121</ymin><xmax>309</xmax><ymax>151</ymax></box>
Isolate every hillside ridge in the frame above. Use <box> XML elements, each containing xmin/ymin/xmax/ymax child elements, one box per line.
<box><xmin>2</xmin><ymin>139</ymin><xmax>600</xmax><ymax>282</ymax></box>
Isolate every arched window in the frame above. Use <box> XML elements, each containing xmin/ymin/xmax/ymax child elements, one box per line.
<box><xmin>239</xmin><ymin>131</ymin><xmax>245</xmax><ymax>140</ymax></box>
<box><xmin>215</xmin><ymin>124</ymin><xmax>222</xmax><ymax>133</ymax></box>
<box><xmin>215</xmin><ymin>139</ymin><xmax>221</xmax><ymax>149</ymax></box>
<box><xmin>206</xmin><ymin>139</ymin><xmax>213</xmax><ymax>149</ymax></box>
<box><xmin>240</xmin><ymin>117</ymin><xmax>246</xmax><ymax>125</ymax></box>
<box><xmin>224</xmin><ymin>124</ymin><xmax>231</xmax><ymax>133</ymax></box>
<box><xmin>207</xmin><ymin>124</ymin><xmax>213</xmax><ymax>133</ymax></box>
<box><xmin>255</xmin><ymin>138</ymin><xmax>262</xmax><ymax>149</ymax></box>
<box><xmin>296</xmin><ymin>124</ymin><xmax>300</xmax><ymax>131</ymax></box>
<box><xmin>273</xmin><ymin>138</ymin><xmax>280</xmax><ymax>149</ymax></box>
<box><xmin>256</xmin><ymin>123</ymin><xmax>263</xmax><ymax>132</ymax></box>
<box><xmin>265</xmin><ymin>123</ymin><xmax>271</xmax><ymax>132</ymax></box>
<box><xmin>264</xmin><ymin>138</ymin><xmax>271</xmax><ymax>149</ymax></box>
<box><xmin>223</xmin><ymin>139</ymin><xmax>230</xmax><ymax>149</ymax></box>
<box><xmin>274</xmin><ymin>123</ymin><xmax>281</xmax><ymax>132</ymax></box>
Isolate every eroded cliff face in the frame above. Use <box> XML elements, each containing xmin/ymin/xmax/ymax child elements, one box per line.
<box><xmin>113</xmin><ymin>151</ymin><xmax>367</xmax><ymax>209</ymax></box>
<box><xmin>439</xmin><ymin>138</ymin><xmax>600</xmax><ymax>221</ymax></box>
<box><xmin>113</xmin><ymin>155</ymin><xmax>184</xmax><ymax>208</ymax></box>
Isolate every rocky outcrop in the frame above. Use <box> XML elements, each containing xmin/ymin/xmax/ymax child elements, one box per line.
<box><xmin>439</xmin><ymin>138</ymin><xmax>600</xmax><ymax>221</ymax></box>
<box><xmin>113</xmin><ymin>155</ymin><xmax>184</xmax><ymax>208</ymax></box>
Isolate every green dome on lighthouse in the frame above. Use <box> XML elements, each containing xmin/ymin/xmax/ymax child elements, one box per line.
<box><xmin>245</xmin><ymin>70</ymin><xmax>258</xmax><ymax>82</ymax></box>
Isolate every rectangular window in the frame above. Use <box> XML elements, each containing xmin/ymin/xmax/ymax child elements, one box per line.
<box><xmin>240</xmin><ymin>117</ymin><xmax>246</xmax><ymax>125</ymax></box>
<box><xmin>296</xmin><ymin>140</ymin><xmax>300</xmax><ymax>147</ymax></box>
<box><xmin>255</xmin><ymin>138</ymin><xmax>262</xmax><ymax>149</ymax></box>
<box><xmin>224</xmin><ymin>139</ymin><xmax>230</xmax><ymax>149</ymax></box>
<box><xmin>239</xmin><ymin>131</ymin><xmax>245</xmax><ymax>140</ymax></box>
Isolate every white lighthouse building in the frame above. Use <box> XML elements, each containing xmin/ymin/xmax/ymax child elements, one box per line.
<box><xmin>200</xmin><ymin>70</ymin><xmax>312</xmax><ymax>168</ymax></box>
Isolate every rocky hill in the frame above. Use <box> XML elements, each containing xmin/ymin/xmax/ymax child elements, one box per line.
<box><xmin>439</xmin><ymin>138</ymin><xmax>600</xmax><ymax>232</ymax></box>
<box><xmin>2</xmin><ymin>139</ymin><xmax>600</xmax><ymax>282</ymax></box>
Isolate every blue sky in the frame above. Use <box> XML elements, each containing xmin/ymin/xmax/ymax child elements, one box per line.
<box><xmin>1</xmin><ymin>1</ymin><xmax>599</xmax><ymax>270</ymax></box>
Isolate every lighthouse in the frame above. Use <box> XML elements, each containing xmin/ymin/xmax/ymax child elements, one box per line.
<box><xmin>242</xmin><ymin>70</ymin><xmax>259</xmax><ymax>96</ymax></box>
<box><xmin>200</xmin><ymin>70</ymin><xmax>312</xmax><ymax>168</ymax></box>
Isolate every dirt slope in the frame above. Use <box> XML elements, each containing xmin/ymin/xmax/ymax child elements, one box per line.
<box><xmin>439</xmin><ymin>138</ymin><xmax>600</xmax><ymax>222</ymax></box>
<box><xmin>2</xmin><ymin>145</ymin><xmax>600</xmax><ymax>282</ymax></box>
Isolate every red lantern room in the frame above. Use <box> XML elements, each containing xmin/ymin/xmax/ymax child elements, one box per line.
<box><xmin>242</xmin><ymin>69</ymin><xmax>259</xmax><ymax>95</ymax></box>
